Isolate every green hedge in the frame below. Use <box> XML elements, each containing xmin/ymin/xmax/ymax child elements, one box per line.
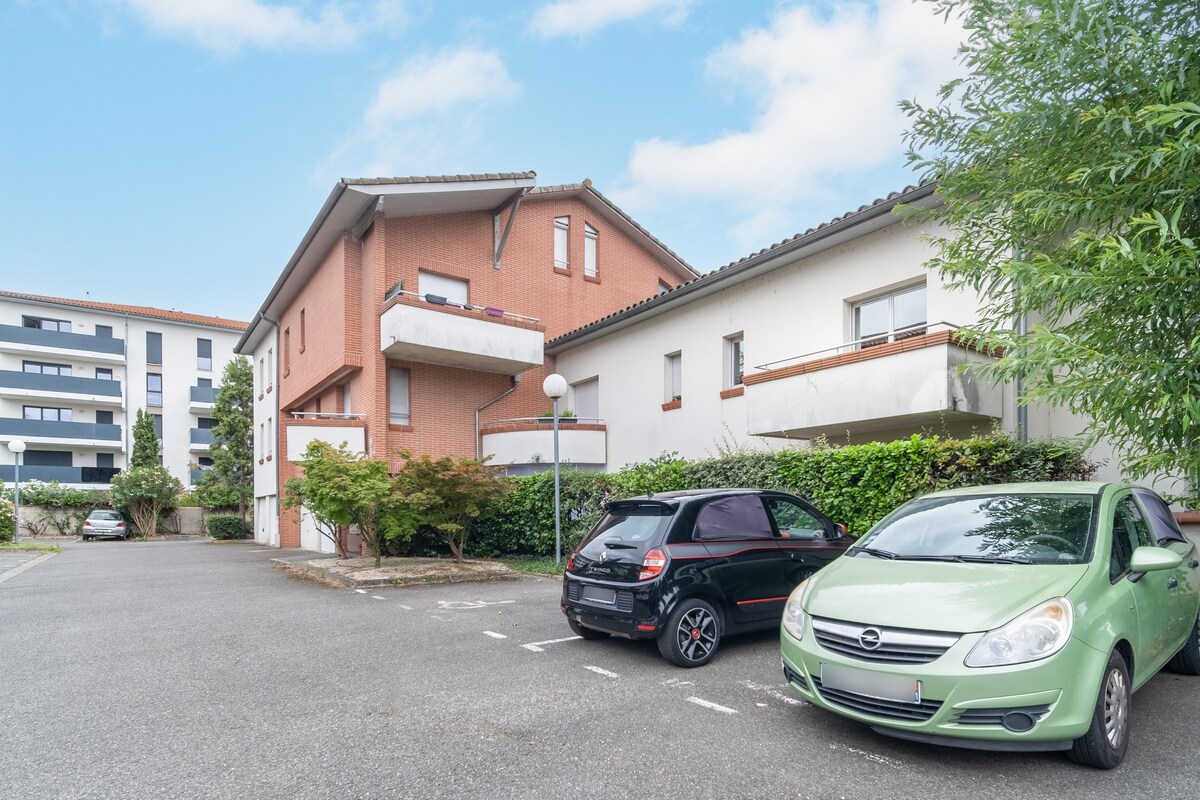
<box><xmin>207</xmin><ymin>514</ymin><xmax>247</xmax><ymax>540</ymax></box>
<box><xmin>466</xmin><ymin>433</ymin><xmax>1093</xmax><ymax>555</ymax></box>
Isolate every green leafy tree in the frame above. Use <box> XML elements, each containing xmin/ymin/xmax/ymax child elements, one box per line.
<box><xmin>902</xmin><ymin>0</ymin><xmax>1200</xmax><ymax>496</ymax></box>
<box><xmin>110</xmin><ymin>466</ymin><xmax>182</xmax><ymax>537</ymax></box>
<box><xmin>284</xmin><ymin>441</ymin><xmax>410</xmax><ymax>567</ymax></box>
<box><xmin>207</xmin><ymin>356</ymin><xmax>254</xmax><ymax>524</ymax></box>
<box><xmin>393</xmin><ymin>452</ymin><xmax>511</xmax><ymax>563</ymax></box>
<box><xmin>130</xmin><ymin>409</ymin><xmax>159</xmax><ymax>470</ymax></box>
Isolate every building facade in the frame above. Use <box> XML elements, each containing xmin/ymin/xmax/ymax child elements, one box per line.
<box><xmin>0</xmin><ymin>291</ymin><xmax>246</xmax><ymax>490</ymax></box>
<box><xmin>237</xmin><ymin>172</ymin><xmax>696</xmax><ymax>551</ymax></box>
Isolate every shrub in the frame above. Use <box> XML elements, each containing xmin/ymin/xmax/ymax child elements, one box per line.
<box><xmin>207</xmin><ymin>514</ymin><xmax>247</xmax><ymax>540</ymax></box>
<box><xmin>110</xmin><ymin>466</ymin><xmax>183</xmax><ymax>537</ymax></box>
<box><xmin>0</xmin><ymin>497</ymin><xmax>13</xmax><ymax>542</ymax></box>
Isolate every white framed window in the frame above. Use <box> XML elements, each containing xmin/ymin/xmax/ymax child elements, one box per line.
<box><xmin>197</xmin><ymin>338</ymin><xmax>213</xmax><ymax>371</ymax></box>
<box><xmin>554</xmin><ymin>216</ymin><xmax>569</xmax><ymax>268</ymax></box>
<box><xmin>572</xmin><ymin>378</ymin><xmax>599</xmax><ymax>421</ymax></box>
<box><xmin>24</xmin><ymin>405</ymin><xmax>72</xmax><ymax>422</ymax></box>
<box><xmin>658</xmin><ymin>280</ymin><xmax>671</xmax><ymax>296</ymax></box>
<box><xmin>342</xmin><ymin>383</ymin><xmax>352</xmax><ymax>415</ymax></box>
<box><xmin>266</xmin><ymin>416</ymin><xmax>273</xmax><ymax>459</ymax></box>
<box><xmin>584</xmin><ymin>224</ymin><xmax>597</xmax><ymax>277</ymax></box>
<box><xmin>389</xmin><ymin>367</ymin><xmax>411</xmax><ymax>425</ymax></box>
<box><xmin>724</xmin><ymin>334</ymin><xmax>744</xmax><ymax>388</ymax></box>
<box><xmin>147</xmin><ymin>373</ymin><xmax>163</xmax><ymax>407</ymax></box>
<box><xmin>852</xmin><ymin>284</ymin><xmax>927</xmax><ymax>348</ymax></box>
<box><xmin>664</xmin><ymin>352</ymin><xmax>682</xmax><ymax>403</ymax></box>
<box><xmin>418</xmin><ymin>271</ymin><xmax>468</xmax><ymax>305</ymax></box>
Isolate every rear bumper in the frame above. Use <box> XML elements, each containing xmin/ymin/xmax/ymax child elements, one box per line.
<box><xmin>561</xmin><ymin>574</ymin><xmax>661</xmax><ymax>638</ymax></box>
<box><xmin>562</xmin><ymin>603</ymin><xmax>659</xmax><ymax>639</ymax></box>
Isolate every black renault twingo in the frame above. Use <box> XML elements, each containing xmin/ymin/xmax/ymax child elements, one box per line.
<box><xmin>561</xmin><ymin>489</ymin><xmax>851</xmax><ymax>667</ymax></box>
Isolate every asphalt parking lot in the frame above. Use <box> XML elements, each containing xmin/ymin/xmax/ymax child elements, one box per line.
<box><xmin>2</xmin><ymin>541</ymin><xmax>1199</xmax><ymax>800</ymax></box>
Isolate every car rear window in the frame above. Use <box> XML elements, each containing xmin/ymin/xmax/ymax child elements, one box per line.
<box><xmin>577</xmin><ymin>501</ymin><xmax>673</xmax><ymax>557</ymax></box>
<box><xmin>88</xmin><ymin>511</ymin><xmax>122</xmax><ymax>521</ymax></box>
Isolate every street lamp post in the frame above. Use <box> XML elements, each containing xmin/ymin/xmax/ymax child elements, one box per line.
<box><xmin>542</xmin><ymin>374</ymin><xmax>568</xmax><ymax>564</ymax></box>
<box><xmin>7</xmin><ymin>439</ymin><xmax>26</xmax><ymax>544</ymax></box>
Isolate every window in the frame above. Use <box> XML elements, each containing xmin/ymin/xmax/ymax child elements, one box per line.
<box><xmin>96</xmin><ymin>411</ymin><xmax>113</xmax><ymax>425</ymax></box>
<box><xmin>664</xmin><ymin>352</ymin><xmax>682</xmax><ymax>402</ymax></box>
<box><xmin>764</xmin><ymin>497</ymin><xmax>827</xmax><ymax>539</ymax></box>
<box><xmin>147</xmin><ymin>373</ymin><xmax>163</xmax><ymax>406</ymax></box>
<box><xmin>724</xmin><ymin>334</ymin><xmax>744</xmax><ymax>388</ymax></box>
<box><xmin>23</xmin><ymin>361</ymin><xmax>71</xmax><ymax>376</ymax></box>
<box><xmin>24</xmin><ymin>406</ymin><xmax>72</xmax><ymax>422</ymax></box>
<box><xmin>146</xmin><ymin>331</ymin><xmax>163</xmax><ymax>364</ymax></box>
<box><xmin>389</xmin><ymin>367</ymin><xmax>411</xmax><ymax>425</ymax></box>
<box><xmin>299</xmin><ymin>311</ymin><xmax>306</xmax><ymax>353</ymax></box>
<box><xmin>572</xmin><ymin>378</ymin><xmax>599</xmax><ymax>421</ymax></box>
<box><xmin>97</xmin><ymin>453</ymin><xmax>114</xmax><ymax>469</ymax></box>
<box><xmin>197</xmin><ymin>338</ymin><xmax>213</xmax><ymax>370</ymax></box>
<box><xmin>658</xmin><ymin>280</ymin><xmax>671</xmax><ymax>296</ymax></box>
<box><xmin>342</xmin><ymin>384</ymin><xmax>352</xmax><ymax>414</ymax></box>
<box><xmin>96</xmin><ymin>368</ymin><xmax>113</xmax><ymax>380</ymax></box>
<box><xmin>693</xmin><ymin>496</ymin><xmax>774</xmax><ymax>541</ymax></box>
<box><xmin>418</xmin><ymin>271</ymin><xmax>468</xmax><ymax>305</ymax></box>
<box><xmin>198</xmin><ymin>417</ymin><xmax>217</xmax><ymax>430</ymax></box>
<box><xmin>25</xmin><ymin>450</ymin><xmax>72</xmax><ymax>467</ymax></box>
<box><xmin>584</xmin><ymin>224</ymin><xmax>598</xmax><ymax>278</ymax></box>
<box><xmin>554</xmin><ymin>216</ymin><xmax>569</xmax><ymax>268</ymax></box>
<box><xmin>266</xmin><ymin>417</ymin><xmax>273</xmax><ymax>459</ymax></box>
<box><xmin>22</xmin><ymin>316</ymin><xmax>70</xmax><ymax>332</ymax></box>
<box><xmin>267</xmin><ymin>348</ymin><xmax>273</xmax><ymax>387</ymax></box>
<box><xmin>283</xmin><ymin>329</ymin><xmax>291</xmax><ymax>375</ymax></box>
<box><xmin>1110</xmin><ymin>496</ymin><xmax>1155</xmax><ymax>581</ymax></box>
<box><xmin>853</xmin><ymin>285</ymin><xmax>927</xmax><ymax>348</ymax></box>
<box><xmin>96</xmin><ymin>324</ymin><xmax>113</xmax><ymax>338</ymax></box>
<box><xmin>198</xmin><ymin>377</ymin><xmax>212</xmax><ymax>389</ymax></box>
<box><xmin>151</xmin><ymin>414</ymin><xmax>163</xmax><ymax>443</ymax></box>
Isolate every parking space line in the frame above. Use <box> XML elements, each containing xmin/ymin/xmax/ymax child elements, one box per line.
<box><xmin>372</xmin><ymin>596</ymin><xmax>385</xmax><ymax>600</ymax></box>
<box><xmin>354</xmin><ymin>589</ymin><xmax>367</xmax><ymax>594</ymax></box>
<box><xmin>521</xmin><ymin>635</ymin><xmax>581</xmax><ymax>652</ymax></box>
<box><xmin>687</xmin><ymin>697</ymin><xmax>737</xmax><ymax>714</ymax></box>
<box><xmin>397</xmin><ymin>604</ymin><xmax>413</xmax><ymax>610</ymax></box>
<box><xmin>0</xmin><ymin>553</ymin><xmax>56</xmax><ymax>585</ymax></box>
<box><xmin>483</xmin><ymin>631</ymin><xmax>508</xmax><ymax>639</ymax></box>
<box><xmin>584</xmin><ymin>665</ymin><xmax>619</xmax><ymax>679</ymax></box>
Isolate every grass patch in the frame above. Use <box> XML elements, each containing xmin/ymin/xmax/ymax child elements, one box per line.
<box><xmin>496</xmin><ymin>556</ymin><xmax>565</xmax><ymax>576</ymax></box>
<box><xmin>0</xmin><ymin>542</ymin><xmax>62</xmax><ymax>553</ymax></box>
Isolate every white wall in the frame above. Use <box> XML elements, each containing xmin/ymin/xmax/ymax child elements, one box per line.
<box><xmin>251</xmin><ymin>330</ymin><xmax>279</xmax><ymax>547</ymax></box>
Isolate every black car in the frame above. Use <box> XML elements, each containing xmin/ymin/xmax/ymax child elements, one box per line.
<box><xmin>561</xmin><ymin>489</ymin><xmax>852</xmax><ymax>667</ymax></box>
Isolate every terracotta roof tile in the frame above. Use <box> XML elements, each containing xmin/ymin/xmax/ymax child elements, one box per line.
<box><xmin>0</xmin><ymin>290</ymin><xmax>249</xmax><ymax>331</ymax></box>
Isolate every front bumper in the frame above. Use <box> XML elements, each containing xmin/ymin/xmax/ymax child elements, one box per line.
<box><xmin>781</xmin><ymin>622</ymin><xmax>1106</xmax><ymax>748</ymax></box>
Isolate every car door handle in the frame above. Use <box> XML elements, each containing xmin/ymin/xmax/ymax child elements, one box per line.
<box><xmin>1167</xmin><ymin>578</ymin><xmax>1179</xmax><ymax>589</ymax></box>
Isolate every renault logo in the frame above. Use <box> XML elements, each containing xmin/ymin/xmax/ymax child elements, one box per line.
<box><xmin>858</xmin><ymin>627</ymin><xmax>883</xmax><ymax>651</ymax></box>
<box><xmin>599</xmin><ymin>551</ymin><xmax>608</xmax><ymax>562</ymax></box>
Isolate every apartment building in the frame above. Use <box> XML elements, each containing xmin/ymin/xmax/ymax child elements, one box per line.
<box><xmin>237</xmin><ymin>172</ymin><xmax>697</xmax><ymax>550</ymax></box>
<box><xmin>0</xmin><ymin>291</ymin><xmax>246</xmax><ymax>489</ymax></box>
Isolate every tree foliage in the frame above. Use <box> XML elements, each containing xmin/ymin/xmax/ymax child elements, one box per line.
<box><xmin>130</xmin><ymin>409</ymin><xmax>159</xmax><ymax>470</ymax></box>
<box><xmin>206</xmin><ymin>356</ymin><xmax>254</xmax><ymax>521</ymax></box>
<box><xmin>110</xmin><ymin>466</ymin><xmax>182</xmax><ymax>537</ymax></box>
<box><xmin>393</xmin><ymin>452</ymin><xmax>511</xmax><ymax>563</ymax></box>
<box><xmin>902</xmin><ymin>0</ymin><xmax>1200</xmax><ymax>495</ymax></box>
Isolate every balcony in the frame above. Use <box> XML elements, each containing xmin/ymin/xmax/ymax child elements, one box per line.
<box><xmin>189</xmin><ymin>428</ymin><xmax>214</xmax><ymax>453</ymax></box>
<box><xmin>0</xmin><ymin>417</ymin><xmax>122</xmax><ymax>449</ymax></box>
<box><xmin>0</xmin><ymin>370</ymin><xmax>122</xmax><ymax>406</ymax></box>
<box><xmin>743</xmin><ymin>325</ymin><xmax>1003</xmax><ymax>441</ymax></box>
<box><xmin>190</xmin><ymin>467</ymin><xmax>211</xmax><ymax>485</ymax></box>
<box><xmin>480</xmin><ymin>418</ymin><xmax>607</xmax><ymax>472</ymax></box>
<box><xmin>0</xmin><ymin>465</ymin><xmax>119</xmax><ymax>485</ymax></box>
<box><xmin>0</xmin><ymin>324</ymin><xmax>125</xmax><ymax>364</ymax></box>
<box><xmin>190</xmin><ymin>385</ymin><xmax>217</xmax><ymax>414</ymax></box>
<box><xmin>380</xmin><ymin>294</ymin><xmax>544</xmax><ymax>375</ymax></box>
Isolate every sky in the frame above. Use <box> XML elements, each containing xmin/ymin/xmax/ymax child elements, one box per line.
<box><xmin>0</xmin><ymin>0</ymin><xmax>966</xmax><ymax>323</ymax></box>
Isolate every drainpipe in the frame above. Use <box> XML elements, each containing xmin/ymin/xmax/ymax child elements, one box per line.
<box><xmin>475</xmin><ymin>374</ymin><xmax>522</xmax><ymax>460</ymax></box>
<box><xmin>1015</xmin><ymin>310</ymin><xmax>1028</xmax><ymax>443</ymax></box>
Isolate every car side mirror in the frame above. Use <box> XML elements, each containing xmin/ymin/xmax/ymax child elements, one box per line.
<box><xmin>1128</xmin><ymin>546</ymin><xmax>1184</xmax><ymax>582</ymax></box>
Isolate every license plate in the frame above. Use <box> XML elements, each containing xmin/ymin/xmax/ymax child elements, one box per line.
<box><xmin>581</xmin><ymin>586</ymin><xmax>617</xmax><ymax>605</ymax></box>
<box><xmin>822</xmin><ymin>664</ymin><xmax>922</xmax><ymax>704</ymax></box>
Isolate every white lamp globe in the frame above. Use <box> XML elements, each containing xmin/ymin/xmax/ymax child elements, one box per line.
<box><xmin>542</xmin><ymin>374</ymin><xmax>568</xmax><ymax>400</ymax></box>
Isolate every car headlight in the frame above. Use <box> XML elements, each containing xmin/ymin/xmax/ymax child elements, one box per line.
<box><xmin>781</xmin><ymin>580</ymin><xmax>810</xmax><ymax>641</ymax></box>
<box><xmin>965</xmin><ymin>597</ymin><xmax>1073</xmax><ymax>668</ymax></box>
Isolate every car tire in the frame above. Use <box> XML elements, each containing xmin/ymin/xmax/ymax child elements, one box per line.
<box><xmin>658</xmin><ymin>597</ymin><xmax>722</xmax><ymax>668</ymax></box>
<box><xmin>1068</xmin><ymin>650</ymin><xmax>1131</xmax><ymax>769</ymax></box>
<box><xmin>1166</xmin><ymin>612</ymin><xmax>1200</xmax><ymax>676</ymax></box>
<box><xmin>567</xmin><ymin>618</ymin><xmax>611</xmax><ymax>641</ymax></box>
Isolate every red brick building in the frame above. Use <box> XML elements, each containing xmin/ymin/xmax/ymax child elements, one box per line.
<box><xmin>237</xmin><ymin>172</ymin><xmax>695</xmax><ymax>550</ymax></box>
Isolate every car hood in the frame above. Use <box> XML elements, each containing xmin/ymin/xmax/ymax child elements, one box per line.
<box><xmin>805</xmin><ymin>557</ymin><xmax>1090</xmax><ymax>634</ymax></box>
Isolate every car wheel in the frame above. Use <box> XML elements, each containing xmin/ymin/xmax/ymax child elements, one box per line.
<box><xmin>1068</xmin><ymin>650</ymin><xmax>1131</xmax><ymax>769</ymax></box>
<box><xmin>567</xmin><ymin>618</ymin><xmax>611</xmax><ymax>640</ymax></box>
<box><xmin>658</xmin><ymin>597</ymin><xmax>721</xmax><ymax>668</ymax></box>
<box><xmin>1166</xmin><ymin>612</ymin><xmax>1200</xmax><ymax>676</ymax></box>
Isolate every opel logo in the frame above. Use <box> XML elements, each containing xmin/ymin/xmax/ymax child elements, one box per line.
<box><xmin>858</xmin><ymin>627</ymin><xmax>883</xmax><ymax>651</ymax></box>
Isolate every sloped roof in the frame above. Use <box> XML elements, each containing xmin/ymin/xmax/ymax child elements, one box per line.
<box><xmin>0</xmin><ymin>290</ymin><xmax>248</xmax><ymax>331</ymax></box>
<box><xmin>546</xmin><ymin>183</ymin><xmax>937</xmax><ymax>353</ymax></box>
<box><xmin>344</xmin><ymin>172</ymin><xmax>537</xmax><ymax>186</ymax></box>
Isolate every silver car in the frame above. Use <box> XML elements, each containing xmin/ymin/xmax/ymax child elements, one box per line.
<box><xmin>81</xmin><ymin>510</ymin><xmax>132</xmax><ymax>541</ymax></box>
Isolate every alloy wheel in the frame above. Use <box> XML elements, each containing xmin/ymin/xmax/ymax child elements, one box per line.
<box><xmin>677</xmin><ymin>607</ymin><xmax>717</xmax><ymax>662</ymax></box>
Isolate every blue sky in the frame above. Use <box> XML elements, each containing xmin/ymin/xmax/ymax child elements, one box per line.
<box><xmin>0</xmin><ymin>1</ymin><xmax>964</xmax><ymax>322</ymax></box>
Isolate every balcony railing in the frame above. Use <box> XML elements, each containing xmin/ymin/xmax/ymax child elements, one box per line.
<box><xmin>752</xmin><ymin>321</ymin><xmax>955</xmax><ymax>373</ymax></box>
<box><xmin>0</xmin><ymin>369</ymin><xmax>122</xmax><ymax>403</ymax></box>
<box><xmin>190</xmin><ymin>385</ymin><xmax>218</xmax><ymax>405</ymax></box>
<box><xmin>480</xmin><ymin>417</ymin><xmax>607</xmax><ymax>470</ymax></box>
<box><xmin>0</xmin><ymin>465</ymin><xmax>120</xmax><ymax>484</ymax></box>
<box><xmin>190</xmin><ymin>428</ymin><xmax>215</xmax><ymax>446</ymax></box>
<box><xmin>0</xmin><ymin>417</ymin><xmax>122</xmax><ymax>443</ymax></box>
<box><xmin>0</xmin><ymin>324</ymin><xmax>125</xmax><ymax>358</ymax></box>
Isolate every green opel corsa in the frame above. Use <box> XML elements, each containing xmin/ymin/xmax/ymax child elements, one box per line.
<box><xmin>780</xmin><ymin>482</ymin><xmax>1200</xmax><ymax>769</ymax></box>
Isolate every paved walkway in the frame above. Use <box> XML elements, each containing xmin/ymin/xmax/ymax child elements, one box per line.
<box><xmin>0</xmin><ymin>550</ymin><xmax>55</xmax><ymax>584</ymax></box>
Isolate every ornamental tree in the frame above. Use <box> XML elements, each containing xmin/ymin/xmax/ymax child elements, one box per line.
<box><xmin>903</xmin><ymin>0</ymin><xmax>1200</xmax><ymax>497</ymax></box>
<box><xmin>110</xmin><ymin>466</ymin><xmax>182</xmax><ymax>537</ymax></box>
<box><xmin>130</xmin><ymin>408</ymin><xmax>159</xmax><ymax>470</ymax></box>
<box><xmin>393</xmin><ymin>452</ymin><xmax>511</xmax><ymax>563</ymax></box>
<box><xmin>207</xmin><ymin>356</ymin><xmax>254</xmax><ymax>525</ymax></box>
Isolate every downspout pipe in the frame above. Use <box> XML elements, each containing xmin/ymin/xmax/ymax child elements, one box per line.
<box><xmin>475</xmin><ymin>374</ymin><xmax>522</xmax><ymax>460</ymax></box>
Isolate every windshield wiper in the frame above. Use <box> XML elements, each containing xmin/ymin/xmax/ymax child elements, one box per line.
<box><xmin>888</xmin><ymin>554</ymin><xmax>1034</xmax><ymax>564</ymax></box>
<box><xmin>603</xmin><ymin>542</ymin><xmax>638</xmax><ymax>550</ymax></box>
<box><xmin>850</xmin><ymin>546</ymin><xmax>897</xmax><ymax>559</ymax></box>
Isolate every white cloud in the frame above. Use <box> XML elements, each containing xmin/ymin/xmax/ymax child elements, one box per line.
<box><xmin>530</xmin><ymin>0</ymin><xmax>693</xmax><ymax>38</ymax></box>
<box><xmin>319</xmin><ymin>47</ymin><xmax>520</xmax><ymax>181</ymax></box>
<box><xmin>612</xmin><ymin>0</ymin><xmax>965</xmax><ymax>254</ymax></box>
<box><xmin>121</xmin><ymin>0</ymin><xmax>410</xmax><ymax>52</ymax></box>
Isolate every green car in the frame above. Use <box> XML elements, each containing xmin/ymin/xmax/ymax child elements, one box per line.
<box><xmin>780</xmin><ymin>482</ymin><xmax>1200</xmax><ymax>769</ymax></box>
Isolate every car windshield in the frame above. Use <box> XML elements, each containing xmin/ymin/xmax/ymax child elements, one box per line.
<box><xmin>88</xmin><ymin>511</ymin><xmax>122</xmax><ymax>521</ymax></box>
<box><xmin>854</xmin><ymin>493</ymin><xmax>1097</xmax><ymax>564</ymax></box>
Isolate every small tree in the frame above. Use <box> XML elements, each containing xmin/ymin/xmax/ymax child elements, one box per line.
<box><xmin>110</xmin><ymin>466</ymin><xmax>182</xmax><ymax>537</ymax></box>
<box><xmin>394</xmin><ymin>452</ymin><xmax>511</xmax><ymax>563</ymax></box>
<box><xmin>130</xmin><ymin>409</ymin><xmax>159</xmax><ymax>470</ymax></box>
<box><xmin>208</xmin><ymin>357</ymin><xmax>254</xmax><ymax>526</ymax></box>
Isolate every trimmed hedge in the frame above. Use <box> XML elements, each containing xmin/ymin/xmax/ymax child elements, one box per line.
<box><xmin>466</xmin><ymin>433</ymin><xmax>1093</xmax><ymax>555</ymax></box>
<box><xmin>207</xmin><ymin>514</ymin><xmax>247</xmax><ymax>540</ymax></box>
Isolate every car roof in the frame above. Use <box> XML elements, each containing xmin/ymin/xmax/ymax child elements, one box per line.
<box><xmin>923</xmin><ymin>481</ymin><xmax>1115</xmax><ymax>500</ymax></box>
<box><xmin>611</xmin><ymin>488</ymin><xmax>766</xmax><ymax>507</ymax></box>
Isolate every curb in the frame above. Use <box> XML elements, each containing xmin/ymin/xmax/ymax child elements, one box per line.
<box><xmin>273</xmin><ymin>558</ymin><xmax>524</xmax><ymax>588</ymax></box>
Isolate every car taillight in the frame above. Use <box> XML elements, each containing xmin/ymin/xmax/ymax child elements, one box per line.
<box><xmin>116</xmin><ymin>522</ymin><xmax>125</xmax><ymax>528</ymax></box>
<box><xmin>566</xmin><ymin>552</ymin><xmax>575</xmax><ymax>572</ymax></box>
<box><xmin>639</xmin><ymin>548</ymin><xmax>666</xmax><ymax>581</ymax></box>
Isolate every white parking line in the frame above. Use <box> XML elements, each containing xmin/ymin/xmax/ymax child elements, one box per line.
<box><xmin>438</xmin><ymin>600</ymin><xmax>516</xmax><ymax>611</ymax></box>
<box><xmin>828</xmin><ymin>743</ymin><xmax>907</xmax><ymax>770</ymax></box>
<box><xmin>521</xmin><ymin>636</ymin><xmax>581</xmax><ymax>652</ymax></box>
<box><xmin>354</xmin><ymin>589</ymin><xmax>367</xmax><ymax>594</ymax></box>
<box><xmin>0</xmin><ymin>553</ymin><xmax>56</xmax><ymax>585</ymax></box>
<box><xmin>372</xmin><ymin>596</ymin><xmax>385</xmax><ymax>600</ymax></box>
<box><xmin>687</xmin><ymin>697</ymin><xmax>737</xmax><ymax>715</ymax></box>
<box><xmin>483</xmin><ymin>631</ymin><xmax>508</xmax><ymax>639</ymax></box>
<box><xmin>397</xmin><ymin>604</ymin><xmax>413</xmax><ymax>611</ymax></box>
<box><xmin>584</xmin><ymin>665</ymin><xmax>620</xmax><ymax>679</ymax></box>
